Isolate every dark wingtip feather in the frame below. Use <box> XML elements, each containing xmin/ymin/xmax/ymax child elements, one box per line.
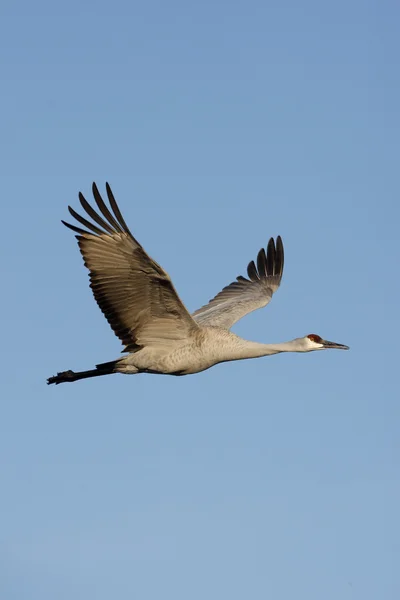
<box><xmin>67</xmin><ymin>204</ymin><xmax>104</xmax><ymax>236</ymax></box>
<box><xmin>104</xmin><ymin>182</ymin><xmax>143</xmax><ymax>247</ymax></box>
<box><xmin>105</xmin><ymin>182</ymin><xmax>135</xmax><ymax>239</ymax></box>
<box><xmin>91</xmin><ymin>182</ymin><xmax>124</xmax><ymax>233</ymax></box>
<box><xmin>266</xmin><ymin>237</ymin><xmax>275</xmax><ymax>276</ymax></box>
<box><xmin>62</xmin><ymin>183</ymin><xmax>139</xmax><ymax>246</ymax></box>
<box><xmin>247</xmin><ymin>260</ymin><xmax>259</xmax><ymax>281</ymax></box>
<box><xmin>250</xmin><ymin>236</ymin><xmax>284</xmax><ymax>282</ymax></box>
<box><xmin>92</xmin><ymin>182</ymin><xmax>102</xmax><ymax>201</ymax></box>
<box><xmin>61</xmin><ymin>219</ymin><xmax>87</xmax><ymax>235</ymax></box>
<box><xmin>79</xmin><ymin>190</ymin><xmax>115</xmax><ymax>234</ymax></box>
<box><xmin>256</xmin><ymin>248</ymin><xmax>267</xmax><ymax>278</ymax></box>
<box><xmin>275</xmin><ymin>235</ymin><xmax>284</xmax><ymax>276</ymax></box>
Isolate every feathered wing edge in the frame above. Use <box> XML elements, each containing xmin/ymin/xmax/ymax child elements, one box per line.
<box><xmin>192</xmin><ymin>236</ymin><xmax>284</xmax><ymax>329</ymax></box>
<box><xmin>61</xmin><ymin>182</ymin><xmax>137</xmax><ymax>241</ymax></box>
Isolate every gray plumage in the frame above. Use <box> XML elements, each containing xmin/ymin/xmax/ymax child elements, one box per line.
<box><xmin>47</xmin><ymin>183</ymin><xmax>349</xmax><ymax>385</ymax></box>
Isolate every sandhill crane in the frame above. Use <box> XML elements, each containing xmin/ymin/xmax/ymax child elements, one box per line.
<box><xmin>47</xmin><ymin>183</ymin><xmax>349</xmax><ymax>385</ymax></box>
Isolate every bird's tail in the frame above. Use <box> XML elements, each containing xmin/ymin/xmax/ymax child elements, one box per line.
<box><xmin>47</xmin><ymin>360</ymin><xmax>119</xmax><ymax>385</ymax></box>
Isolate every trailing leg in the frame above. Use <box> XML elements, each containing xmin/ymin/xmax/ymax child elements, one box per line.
<box><xmin>47</xmin><ymin>359</ymin><xmax>118</xmax><ymax>385</ymax></box>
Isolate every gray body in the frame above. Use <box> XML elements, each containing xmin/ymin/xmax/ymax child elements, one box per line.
<box><xmin>117</xmin><ymin>328</ymin><xmax>286</xmax><ymax>376</ymax></box>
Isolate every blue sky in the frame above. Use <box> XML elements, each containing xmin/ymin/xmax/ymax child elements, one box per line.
<box><xmin>1</xmin><ymin>1</ymin><xmax>399</xmax><ymax>598</ymax></box>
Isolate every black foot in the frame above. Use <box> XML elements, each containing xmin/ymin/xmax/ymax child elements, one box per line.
<box><xmin>47</xmin><ymin>370</ymin><xmax>76</xmax><ymax>385</ymax></box>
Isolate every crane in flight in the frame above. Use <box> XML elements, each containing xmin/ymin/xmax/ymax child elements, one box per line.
<box><xmin>48</xmin><ymin>183</ymin><xmax>349</xmax><ymax>385</ymax></box>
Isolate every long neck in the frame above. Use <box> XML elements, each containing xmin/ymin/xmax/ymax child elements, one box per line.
<box><xmin>229</xmin><ymin>338</ymin><xmax>301</xmax><ymax>361</ymax></box>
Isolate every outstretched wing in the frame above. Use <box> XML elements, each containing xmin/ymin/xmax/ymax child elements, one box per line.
<box><xmin>62</xmin><ymin>183</ymin><xmax>199</xmax><ymax>351</ymax></box>
<box><xmin>192</xmin><ymin>237</ymin><xmax>284</xmax><ymax>329</ymax></box>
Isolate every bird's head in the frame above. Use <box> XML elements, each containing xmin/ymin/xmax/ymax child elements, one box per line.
<box><xmin>301</xmin><ymin>333</ymin><xmax>349</xmax><ymax>352</ymax></box>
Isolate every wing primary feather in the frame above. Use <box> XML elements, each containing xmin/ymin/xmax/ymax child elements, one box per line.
<box><xmin>105</xmin><ymin>182</ymin><xmax>135</xmax><ymax>239</ymax></box>
<box><xmin>67</xmin><ymin>205</ymin><xmax>104</xmax><ymax>235</ymax></box>
<box><xmin>79</xmin><ymin>192</ymin><xmax>114</xmax><ymax>234</ymax></box>
<box><xmin>61</xmin><ymin>219</ymin><xmax>89</xmax><ymax>236</ymax></box>
<box><xmin>266</xmin><ymin>238</ymin><xmax>275</xmax><ymax>275</ymax></box>
<box><xmin>257</xmin><ymin>248</ymin><xmax>267</xmax><ymax>278</ymax></box>
<box><xmin>276</xmin><ymin>235</ymin><xmax>284</xmax><ymax>276</ymax></box>
<box><xmin>247</xmin><ymin>260</ymin><xmax>259</xmax><ymax>281</ymax></box>
<box><xmin>92</xmin><ymin>183</ymin><xmax>124</xmax><ymax>233</ymax></box>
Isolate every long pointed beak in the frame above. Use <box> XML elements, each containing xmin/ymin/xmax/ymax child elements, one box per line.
<box><xmin>322</xmin><ymin>339</ymin><xmax>350</xmax><ymax>350</ymax></box>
